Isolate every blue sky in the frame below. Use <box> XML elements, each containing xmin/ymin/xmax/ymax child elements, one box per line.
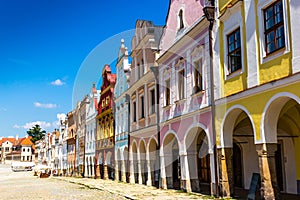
<box><xmin>0</xmin><ymin>0</ymin><xmax>169</xmax><ymax>137</ymax></box>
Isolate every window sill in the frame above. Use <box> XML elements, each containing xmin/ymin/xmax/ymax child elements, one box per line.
<box><xmin>226</xmin><ymin>68</ymin><xmax>242</xmax><ymax>80</ymax></box>
<box><xmin>163</xmin><ymin>105</ymin><xmax>171</xmax><ymax>110</ymax></box>
<box><xmin>174</xmin><ymin>98</ymin><xmax>186</xmax><ymax>104</ymax></box>
<box><xmin>138</xmin><ymin>117</ymin><xmax>145</xmax><ymax>122</ymax></box>
<box><xmin>262</xmin><ymin>48</ymin><xmax>286</xmax><ymax>64</ymax></box>
<box><xmin>191</xmin><ymin>90</ymin><xmax>204</xmax><ymax>98</ymax></box>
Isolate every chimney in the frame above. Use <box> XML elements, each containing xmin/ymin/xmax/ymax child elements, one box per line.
<box><xmin>16</xmin><ymin>134</ymin><xmax>19</xmax><ymax>140</ymax></box>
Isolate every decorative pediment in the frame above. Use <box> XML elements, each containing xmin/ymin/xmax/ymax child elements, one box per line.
<box><xmin>191</xmin><ymin>45</ymin><xmax>204</xmax><ymax>60</ymax></box>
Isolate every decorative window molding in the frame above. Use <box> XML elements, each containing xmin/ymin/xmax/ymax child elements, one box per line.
<box><xmin>149</xmin><ymin>87</ymin><xmax>156</xmax><ymax>115</ymax></box>
<box><xmin>227</xmin><ymin>28</ymin><xmax>242</xmax><ymax>74</ymax></box>
<box><xmin>191</xmin><ymin>45</ymin><xmax>205</xmax><ymax>94</ymax></box>
<box><xmin>258</xmin><ymin>0</ymin><xmax>290</xmax><ymax>64</ymax></box>
<box><xmin>220</xmin><ymin>2</ymin><xmax>245</xmax><ymax>79</ymax></box>
<box><xmin>165</xmin><ymin>79</ymin><xmax>171</xmax><ymax>106</ymax></box>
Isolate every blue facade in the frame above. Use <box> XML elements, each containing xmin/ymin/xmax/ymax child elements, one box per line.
<box><xmin>114</xmin><ymin>39</ymin><xmax>130</xmax><ymax>162</ymax></box>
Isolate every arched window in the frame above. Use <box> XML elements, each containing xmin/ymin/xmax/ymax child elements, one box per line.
<box><xmin>178</xmin><ymin>10</ymin><xmax>184</xmax><ymax>30</ymax></box>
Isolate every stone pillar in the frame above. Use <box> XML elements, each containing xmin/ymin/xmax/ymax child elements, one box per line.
<box><xmin>218</xmin><ymin>147</ymin><xmax>234</xmax><ymax>198</ymax></box>
<box><xmin>180</xmin><ymin>153</ymin><xmax>192</xmax><ymax>192</ymax></box>
<box><xmin>121</xmin><ymin>159</ymin><xmax>126</xmax><ymax>182</ymax></box>
<box><xmin>103</xmin><ymin>164</ymin><xmax>108</xmax><ymax>180</ymax></box>
<box><xmin>91</xmin><ymin>163</ymin><xmax>95</xmax><ymax>178</ymax></box>
<box><xmin>95</xmin><ymin>164</ymin><xmax>100</xmax><ymax>179</ymax></box>
<box><xmin>129</xmin><ymin>159</ymin><xmax>135</xmax><ymax>184</ymax></box>
<box><xmin>84</xmin><ymin>161</ymin><xmax>88</xmax><ymax>178</ymax></box>
<box><xmin>114</xmin><ymin>159</ymin><xmax>119</xmax><ymax>182</ymax></box>
<box><xmin>256</xmin><ymin>143</ymin><xmax>280</xmax><ymax>200</ymax></box>
<box><xmin>146</xmin><ymin>152</ymin><xmax>152</xmax><ymax>186</ymax></box>
<box><xmin>160</xmin><ymin>155</ymin><xmax>167</xmax><ymax>189</ymax></box>
<box><xmin>138</xmin><ymin>160</ymin><xmax>143</xmax><ymax>184</ymax></box>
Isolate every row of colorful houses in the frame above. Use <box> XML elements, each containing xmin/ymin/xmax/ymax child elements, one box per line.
<box><xmin>35</xmin><ymin>0</ymin><xmax>300</xmax><ymax>199</ymax></box>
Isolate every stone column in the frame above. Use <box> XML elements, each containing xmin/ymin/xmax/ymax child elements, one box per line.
<box><xmin>91</xmin><ymin>163</ymin><xmax>95</xmax><ymax>178</ymax></box>
<box><xmin>129</xmin><ymin>156</ymin><xmax>135</xmax><ymax>184</ymax></box>
<box><xmin>95</xmin><ymin>164</ymin><xmax>100</xmax><ymax>179</ymax></box>
<box><xmin>121</xmin><ymin>159</ymin><xmax>126</xmax><ymax>182</ymax></box>
<box><xmin>138</xmin><ymin>160</ymin><xmax>143</xmax><ymax>184</ymax></box>
<box><xmin>114</xmin><ymin>159</ymin><xmax>119</xmax><ymax>182</ymax></box>
<box><xmin>84</xmin><ymin>160</ymin><xmax>88</xmax><ymax>177</ymax></box>
<box><xmin>103</xmin><ymin>164</ymin><xmax>108</xmax><ymax>180</ymax></box>
<box><xmin>160</xmin><ymin>154</ymin><xmax>167</xmax><ymax>189</ymax></box>
<box><xmin>180</xmin><ymin>153</ymin><xmax>192</xmax><ymax>192</ymax></box>
<box><xmin>218</xmin><ymin>147</ymin><xmax>234</xmax><ymax>198</ymax></box>
<box><xmin>146</xmin><ymin>152</ymin><xmax>152</xmax><ymax>186</ymax></box>
<box><xmin>256</xmin><ymin>143</ymin><xmax>280</xmax><ymax>200</ymax></box>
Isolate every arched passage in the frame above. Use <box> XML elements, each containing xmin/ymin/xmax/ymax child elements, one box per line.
<box><xmin>139</xmin><ymin>140</ymin><xmax>147</xmax><ymax>185</ymax></box>
<box><xmin>132</xmin><ymin>141</ymin><xmax>138</xmax><ymax>183</ymax></box>
<box><xmin>105</xmin><ymin>151</ymin><xmax>113</xmax><ymax>180</ymax></box>
<box><xmin>123</xmin><ymin>147</ymin><xmax>129</xmax><ymax>183</ymax></box>
<box><xmin>220</xmin><ymin>107</ymin><xmax>258</xmax><ymax>197</ymax></box>
<box><xmin>98</xmin><ymin>152</ymin><xmax>104</xmax><ymax>179</ymax></box>
<box><xmin>149</xmin><ymin>138</ymin><xmax>159</xmax><ymax>187</ymax></box>
<box><xmin>117</xmin><ymin>148</ymin><xmax>122</xmax><ymax>181</ymax></box>
<box><xmin>86</xmin><ymin>157</ymin><xmax>89</xmax><ymax>177</ymax></box>
<box><xmin>89</xmin><ymin>156</ymin><xmax>93</xmax><ymax>178</ymax></box>
<box><xmin>263</xmin><ymin>95</ymin><xmax>300</xmax><ymax>195</ymax></box>
<box><xmin>185</xmin><ymin>127</ymin><xmax>210</xmax><ymax>193</ymax></box>
<box><xmin>163</xmin><ymin>133</ymin><xmax>181</xmax><ymax>190</ymax></box>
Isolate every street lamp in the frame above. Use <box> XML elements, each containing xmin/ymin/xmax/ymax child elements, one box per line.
<box><xmin>203</xmin><ymin>0</ymin><xmax>219</xmax><ymax>197</ymax></box>
<box><xmin>150</xmin><ymin>66</ymin><xmax>161</xmax><ymax>188</ymax></box>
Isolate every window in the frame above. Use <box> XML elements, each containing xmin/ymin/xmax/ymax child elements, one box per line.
<box><xmin>140</xmin><ymin>96</ymin><xmax>145</xmax><ymax>119</ymax></box>
<box><xmin>141</xmin><ymin>59</ymin><xmax>144</xmax><ymax>76</ymax></box>
<box><xmin>5</xmin><ymin>147</ymin><xmax>9</xmax><ymax>152</ymax></box>
<box><xmin>165</xmin><ymin>79</ymin><xmax>170</xmax><ymax>106</ymax></box>
<box><xmin>27</xmin><ymin>148</ymin><xmax>30</xmax><ymax>152</ymax></box>
<box><xmin>193</xmin><ymin>59</ymin><xmax>203</xmax><ymax>93</ymax></box>
<box><xmin>264</xmin><ymin>0</ymin><xmax>284</xmax><ymax>54</ymax></box>
<box><xmin>27</xmin><ymin>156</ymin><xmax>30</xmax><ymax>161</ymax></box>
<box><xmin>178</xmin><ymin>10</ymin><xmax>184</xmax><ymax>30</ymax></box>
<box><xmin>106</xmin><ymin>96</ymin><xmax>110</xmax><ymax>105</ymax></box>
<box><xmin>133</xmin><ymin>102</ymin><xmax>137</xmax><ymax>122</ymax></box>
<box><xmin>150</xmin><ymin>89</ymin><xmax>155</xmax><ymax>114</ymax></box>
<box><xmin>227</xmin><ymin>28</ymin><xmax>241</xmax><ymax>73</ymax></box>
<box><xmin>178</xmin><ymin>69</ymin><xmax>185</xmax><ymax>100</ymax></box>
<box><xmin>137</xmin><ymin>63</ymin><xmax>140</xmax><ymax>79</ymax></box>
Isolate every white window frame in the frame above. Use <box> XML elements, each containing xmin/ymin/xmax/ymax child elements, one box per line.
<box><xmin>191</xmin><ymin>45</ymin><xmax>205</xmax><ymax>92</ymax></box>
<box><xmin>257</xmin><ymin>0</ymin><xmax>290</xmax><ymax>64</ymax></box>
<box><xmin>148</xmin><ymin>86</ymin><xmax>156</xmax><ymax>114</ymax></box>
<box><xmin>139</xmin><ymin>94</ymin><xmax>145</xmax><ymax>119</ymax></box>
<box><xmin>220</xmin><ymin>2</ymin><xmax>245</xmax><ymax>80</ymax></box>
<box><xmin>176</xmin><ymin>59</ymin><xmax>186</xmax><ymax>100</ymax></box>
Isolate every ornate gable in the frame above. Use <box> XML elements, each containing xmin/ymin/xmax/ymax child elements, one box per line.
<box><xmin>160</xmin><ymin>0</ymin><xmax>205</xmax><ymax>54</ymax></box>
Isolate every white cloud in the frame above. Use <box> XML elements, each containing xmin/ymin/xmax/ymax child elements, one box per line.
<box><xmin>57</xmin><ymin>113</ymin><xmax>66</xmax><ymax>121</ymax></box>
<box><xmin>13</xmin><ymin>124</ymin><xmax>21</xmax><ymax>129</ymax></box>
<box><xmin>51</xmin><ymin>79</ymin><xmax>65</xmax><ymax>86</ymax></box>
<box><xmin>34</xmin><ymin>102</ymin><xmax>57</xmax><ymax>109</ymax></box>
<box><xmin>13</xmin><ymin>121</ymin><xmax>51</xmax><ymax>130</ymax></box>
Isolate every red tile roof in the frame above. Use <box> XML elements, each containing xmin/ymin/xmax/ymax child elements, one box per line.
<box><xmin>21</xmin><ymin>137</ymin><xmax>33</xmax><ymax>146</ymax></box>
<box><xmin>2</xmin><ymin>138</ymin><xmax>16</xmax><ymax>144</ymax></box>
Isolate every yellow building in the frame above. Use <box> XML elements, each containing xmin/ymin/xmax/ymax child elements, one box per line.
<box><xmin>95</xmin><ymin>64</ymin><xmax>116</xmax><ymax>180</ymax></box>
<box><xmin>214</xmin><ymin>0</ymin><xmax>300</xmax><ymax>198</ymax></box>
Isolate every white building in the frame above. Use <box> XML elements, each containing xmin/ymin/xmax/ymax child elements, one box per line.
<box><xmin>84</xmin><ymin>83</ymin><xmax>99</xmax><ymax>178</ymax></box>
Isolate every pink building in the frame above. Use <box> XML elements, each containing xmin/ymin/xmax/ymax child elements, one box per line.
<box><xmin>157</xmin><ymin>0</ymin><xmax>217</xmax><ymax>195</ymax></box>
